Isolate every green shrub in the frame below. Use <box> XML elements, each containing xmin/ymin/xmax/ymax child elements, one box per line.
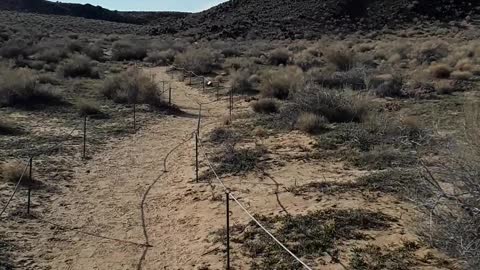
<box><xmin>252</xmin><ymin>98</ymin><xmax>279</xmax><ymax>114</ymax></box>
<box><xmin>112</xmin><ymin>40</ymin><xmax>147</xmax><ymax>61</ymax></box>
<box><xmin>174</xmin><ymin>48</ymin><xmax>219</xmax><ymax>75</ymax></box>
<box><xmin>58</xmin><ymin>55</ymin><xmax>99</xmax><ymax>78</ymax></box>
<box><xmin>259</xmin><ymin>66</ymin><xmax>305</xmax><ymax>99</ymax></box>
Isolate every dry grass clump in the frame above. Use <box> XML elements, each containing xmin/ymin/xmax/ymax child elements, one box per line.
<box><xmin>374</xmin><ymin>75</ymin><xmax>404</xmax><ymax>98</ymax></box>
<box><xmin>0</xmin><ymin>67</ymin><xmax>62</xmax><ymax>107</ymax></box>
<box><xmin>450</xmin><ymin>71</ymin><xmax>473</xmax><ymax>81</ymax></box>
<box><xmin>0</xmin><ymin>120</ymin><xmax>20</xmax><ymax>135</ymax></box>
<box><xmin>174</xmin><ymin>48</ymin><xmax>219</xmax><ymax>74</ymax></box>
<box><xmin>434</xmin><ymin>81</ymin><xmax>456</xmax><ymax>95</ymax></box>
<box><xmin>268</xmin><ymin>48</ymin><xmax>290</xmax><ymax>66</ymax></box>
<box><xmin>231</xmin><ymin>71</ymin><xmax>256</xmax><ymax>94</ymax></box>
<box><xmin>294</xmin><ymin>50</ymin><xmax>322</xmax><ymax>71</ymax></box>
<box><xmin>416</xmin><ymin>40</ymin><xmax>450</xmax><ymax>64</ymax></box>
<box><xmin>259</xmin><ymin>66</ymin><xmax>305</xmax><ymax>99</ymax></box>
<box><xmin>292</xmin><ymin>85</ymin><xmax>370</xmax><ymax>123</ymax></box>
<box><xmin>58</xmin><ymin>55</ymin><xmax>99</xmax><ymax>78</ymax></box>
<box><xmin>0</xmin><ymin>39</ymin><xmax>30</xmax><ymax>59</ymax></box>
<box><xmin>429</xmin><ymin>64</ymin><xmax>452</xmax><ymax>79</ymax></box>
<box><xmin>0</xmin><ymin>161</ymin><xmax>28</xmax><ymax>185</ymax></box>
<box><xmin>325</xmin><ymin>46</ymin><xmax>355</xmax><ymax>71</ymax></box>
<box><xmin>36</xmin><ymin>48</ymin><xmax>67</xmax><ymax>63</ymax></box>
<box><xmin>145</xmin><ymin>49</ymin><xmax>176</xmax><ymax>65</ymax></box>
<box><xmin>75</xmin><ymin>98</ymin><xmax>104</xmax><ymax>117</ymax></box>
<box><xmin>101</xmin><ymin>68</ymin><xmax>166</xmax><ymax>108</ymax></box>
<box><xmin>84</xmin><ymin>44</ymin><xmax>104</xmax><ymax>61</ymax></box>
<box><xmin>112</xmin><ymin>40</ymin><xmax>147</xmax><ymax>61</ymax></box>
<box><xmin>252</xmin><ymin>98</ymin><xmax>279</xmax><ymax>114</ymax></box>
<box><xmin>296</xmin><ymin>112</ymin><xmax>328</xmax><ymax>134</ymax></box>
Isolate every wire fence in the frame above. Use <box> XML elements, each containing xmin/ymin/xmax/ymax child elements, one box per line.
<box><xmin>1</xmin><ymin>65</ymin><xmax>314</xmax><ymax>270</ymax></box>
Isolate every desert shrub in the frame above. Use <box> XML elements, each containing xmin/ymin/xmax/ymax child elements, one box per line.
<box><xmin>209</xmin><ymin>127</ymin><xmax>238</xmax><ymax>144</ymax></box>
<box><xmin>212</xmin><ymin>144</ymin><xmax>267</xmax><ymax>175</ymax></box>
<box><xmin>292</xmin><ymin>85</ymin><xmax>370</xmax><ymax>123</ymax></box>
<box><xmin>294</xmin><ymin>50</ymin><xmax>322</xmax><ymax>71</ymax></box>
<box><xmin>0</xmin><ymin>39</ymin><xmax>30</xmax><ymax>58</ymax></box>
<box><xmin>221</xmin><ymin>47</ymin><xmax>242</xmax><ymax>58</ymax></box>
<box><xmin>434</xmin><ymin>81</ymin><xmax>456</xmax><ymax>95</ymax></box>
<box><xmin>37</xmin><ymin>74</ymin><xmax>61</xmax><ymax>85</ymax></box>
<box><xmin>325</xmin><ymin>46</ymin><xmax>355</xmax><ymax>71</ymax></box>
<box><xmin>429</xmin><ymin>64</ymin><xmax>452</xmax><ymax>79</ymax></box>
<box><xmin>223</xmin><ymin>57</ymin><xmax>256</xmax><ymax>71</ymax></box>
<box><xmin>112</xmin><ymin>40</ymin><xmax>147</xmax><ymax>61</ymax></box>
<box><xmin>308</xmin><ymin>67</ymin><xmax>368</xmax><ymax>90</ymax></box>
<box><xmin>66</xmin><ymin>39</ymin><xmax>84</xmax><ymax>53</ymax></box>
<box><xmin>416</xmin><ymin>41</ymin><xmax>450</xmax><ymax>64</ymax></box>
<box><xmin>350</xmin><ymin>243</ymin><xmax>419</xmax><ymax>270</ymax></box>
<box><xmin>296</xmin><ymin>112</ymin><xmax>328</xmax><ymax>134</ymax></box>
<box><xmin>36</xmin><ymin>48</ymin><xmax>67</xmax><ymax>63</ymax></box>
<box><xmin>268</xmin><ymin>48</ymin><xmax>290</xmax><ymax>66</ymax></box>
<box><xmin>259</xmin><ymin>66</ymin><xmax>305</xmax><ymax>99</ymax></box>
<box><xmin>0</xmin><ymin>120</ymin><xmax>20</xmax><ymax>135</ymax></box>
<box><xmin>101</xmin><ymin>68</ymin><xmax>167</xmax><ymax>108</ymax></box>
<box><xmin>0</xmin><ymin>161</ymin><xmax>30</xmax><ymax>185</ymax></box>
<box><xmin>350</xmin><ymin>145</ymin><xmax>417</xmax><ymax>170</ymax></box>
<box><xmin>450</xmin><ymin>71</ymin><xmax>473</xmax><ymax>80</ymax></box>
<box><xmin>173</xmin><ymin>48</ymin><xmax>219</xmax><ymax>74</ymax></box>
<box><xmin>252</xmin><ymin>98</ymin><xmax>279</xmax><ymax>114</ymax></box>
<box><xmin>145</xmin><ymin>49</ymin><xmax>176</xmax><ymax>65</ymax></box>
<box><xmin>58</xmin><ymin>55</ymin><xmax>99</xmax><ymax>78</ymax></box>
<box><xmin>75</xmin><ymin>98</ymin><xmax>103</xmax><ymax>117</ymax></box>
<box><xmin>84</xmin><ymin>44</ymin><xmax>104</xmax><ymax>61</ymax></box>
<box><xmin>0</xmin><ymin>67</ymin><xmax>62</xmax><ymax>107</ymax></box>
<box><xmin>374</xmin><ymin>76</ymin><xmax>404</xmax><ymax>98</ymax></box>
<box><xmin>231</xmin><ymin>71</ymin><xmax>255</xmax><ymax>94</ymax></box>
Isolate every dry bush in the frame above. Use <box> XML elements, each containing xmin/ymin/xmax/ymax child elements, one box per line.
<box><xmin>145</xmin><ymin>49</ymin><xmax>176</xmax><ymax>65</ymax></box>
<box><xmin>429</xmin><ymin>64</ymin><xmax>452</xmax><ymax>79</ymax></box>
<box><xmin>268</xmin><ymin>48</ymin><xmax>290</xmax><ymax>66</ymax></box>
<box><xmin>58</xmin><ymin>55</ymin><xmax>99</xmax><ymax>78</ymax></box>
<box><xmin>325</xmin><ymin>46</ymin><xmax>355</xmax><ymax>71</ymax></box>
<box><xmin>296</xmin><ymin>112</ymin><xmax>328</xmax><ymax>134</ymax></box>
<box><xmin>223</xmin><ymin>57</ymin><xmax>256</xmax><ymax>71</ymax></box>
<box><xmin>259</xmin><ymin>66</ymin><xmax>305</xmax><ymax>99</ymax></box>
<box><xmin>112</xmin><ymin>40</ymin><xmax>148</xmax><ymax>61</ymax></box>
<box><xmin>252</xmin><ymin>98</ymin><xmax>279</xmax><ymax>114</ymax></box>
<box><xmin>75</xmin><ymin>98</ymin><xmax>103</xmax><ymax>117</ymax></box>
<box><xmin>416</xmin><ymin>40</ymin><xmax>450</xmax><ymax>64</ymax></box>
<box><xmin>308</xmin><ymin>67</ymin><xmax>368</xmax><ymax>90</ymax></box>
<box><xmin>0</xmin><ymin>161</ymin><xmax>28</xmax><ymax>184</ymax></box>
<box><xmin>374</xmin><ymin>75</ymin><xmax>404</xmax><ymax>98</ymax></box>
<box><xmin>0</xmin><ymin>39</ymin><xmax>30</xmax><ymax>59</ymax></box>
<box><xmin>36</xmin><ymin>48</ymin><xmax>67</xmax><ymax>63</ymax></box>
<box><xmin>174</xmin><ymin>48</ymin><xmax>219</xmax><ymax>74</ymax></box>
<box><xmin>294</xmin><ymin>50</ymin><xmax>322</xmax><ymax>71</ymax></box>
<box><xmin>0</xmin><ymin>67</ymin><xmax>62</xmax><ymax>107</ymax></box>
<box><xmin>0</xmin><ymin>120</ymin><xmax>20</xmax><ymax>135</ymax></box>
<box><xmin>231</xmin><ymin>71</ymin><xmax>255</xmax><ymax>94</ymax></box>
<box><xmin>450</xmin><ymin>71</ymin><xmax>473</xmax><ymax>81</ymax></box>
<box><xmin>423</xmin><ymin>98</ymin><xmax>480</xmax><ymax>269</ymax></box>
<box><xmin>221</xmin><ymin>47</ymin><xmax>242</xmax><ymax>58</ymax></box>
<box><xmin>84</xmin><ymin>44</ymin><xmax>104</xmax><ymax>61</ymax></box>
<box><xmin>101</xmin><ymin>68</ymin><xmax>167</xmax><ymax>108</ymax></box>
<box><xmin>292</xmin><ymin>84</ymin><xmax>370</xmax><ymax>123</ymax></box>
<box><xmin>434</xmin><ymin>81</ymin><xmax>456</xmax><ymax>95</ymax></box>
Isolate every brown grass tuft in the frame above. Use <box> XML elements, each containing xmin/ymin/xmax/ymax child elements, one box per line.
<box><xmin>451</xmin><ymin>71</ymin><xmax>473</xmax><ymax>81</ymax></box>
<box><xmin>429</xmin><ymin>64</ymin><xmax>452</xmax><ymax>79</ymax></box>
<box><xmin>296</xmin><ymin>112</ymin><xmax>328</xmax><ymax>134</ymax></box>
<box><xmin>58</xmin><ymin>55</ymin><xmax>99</xmax><ymax>78</ymax></box>
<box><xmin>0</xmin><ymin>161</ymin><xmax>29</xmax><ymax>185</ymax></box>
<box><xmin>252</xmin><ymin>98</ymin><xmax>279</xmax><ymax>114</ymax></box>
<box><xmin>259</xmin><ymin>66</ymin><xmax>304</xmax><ymax>100</ymax></box>
<box><xmin>325</xmin><ymin>46</ymin><xmax>355</xmax><ymax>71</ymax></box>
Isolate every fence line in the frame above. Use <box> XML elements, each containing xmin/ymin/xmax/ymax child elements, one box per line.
<box><xmin>197</xmin><ymin>139</ymin><xmax>314</xmax><ymax>270</ymax></box>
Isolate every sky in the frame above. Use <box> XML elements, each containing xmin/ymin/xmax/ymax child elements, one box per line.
<box><xmin>56</xmin><ymin>0</ymin><xmax>228</xmax><ymax>12</ymax></box>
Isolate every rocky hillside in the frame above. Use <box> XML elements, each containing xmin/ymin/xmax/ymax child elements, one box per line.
<box><xmin>163</xmin><ymin>0</ymin><xmax>480</xmax><ymax>39</ymax></box>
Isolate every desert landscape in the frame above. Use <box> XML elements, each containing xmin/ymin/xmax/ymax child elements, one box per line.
<box><xmin>1</xmin><ymin>0</ymin><xmax>480</xmax><ymax>269</ymax></box>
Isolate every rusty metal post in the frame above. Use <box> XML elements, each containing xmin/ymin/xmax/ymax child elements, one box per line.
<box><xmin>169</xmin><ymin>84</ymin><xmax>172</xmax><ymax>105</ymax></box>
<box><xmin>226</xmin><ymin>191</ymin><xmax>231</xmax><ymax>270</ymax></box>
<box><xmin>27</xmin><ymin>157</ymin><xmax>32</xmax><ymax>215</ymax></box>
<box><xmin>195</xmin><ymin>132</ymin><xmax>199</xmax><ymax>183</ymax></box>
<box><xmin>83</xmin><ymin>115</ymin><xmax>87</xmax><ymax>159</ymax></box>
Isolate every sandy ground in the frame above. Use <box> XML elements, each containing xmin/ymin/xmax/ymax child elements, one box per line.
<box><xmin>1</xmin><ymin>67</ymin><xmax>452</xmax><ymax>270</ymax></box>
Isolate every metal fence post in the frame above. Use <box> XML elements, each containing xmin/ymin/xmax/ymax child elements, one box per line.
<box><xmin>27</xmin><ymin>157</ymin><xmax>33</xmax><ymax>215</ymax></box>
<box><xmin>226</xmin><ymin>192</ymin><xmax>231</xmax><ymax>270</ymax></box>
<box><xmin>83</xmin><ymin>115</ymin><xmax>87</xmax><ymax>159</ymax></box>
<box><xmin>197</xmin><ymin>104</ymin><xmax>202</xmax><ymax>136</ymax></box>
<box><xmin>133</xmin><ymin>102</ymin><xmax>137</xmax><ymax>133</ymax></box>
<box><xmin>195</xmin><ymin>132</ymin><xmax>199</xmax><ymax>183</ymax></box>
<box><xmin>169</xmin><ymin>84</ymin><xmax>172</xmax><ymax>105</ymax></box>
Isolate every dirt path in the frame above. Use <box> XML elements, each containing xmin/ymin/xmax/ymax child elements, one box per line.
<box><xmin>14</xmin><ymin>67</ymin><xmax>228</xmax><ymax>270</ymax></box>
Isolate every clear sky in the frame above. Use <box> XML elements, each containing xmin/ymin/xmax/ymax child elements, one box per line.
<box><xmin>56</xmin><ymin>0</ymin><xmax>228</xmax><ymax>12</ymax></box>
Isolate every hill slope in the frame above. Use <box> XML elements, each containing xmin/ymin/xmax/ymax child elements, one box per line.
<box><xmin>166</xmin><ymin>0</ymin><xmax>480</xmax><ymax>39</ymax></box>
<box><xmin>0</xmin><ymin>0</ymin><xmax>143</xmax><ymax>24</ymax></box>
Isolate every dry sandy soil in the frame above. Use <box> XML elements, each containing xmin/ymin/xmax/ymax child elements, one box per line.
<box><xmin>1</xmin><ymin>67</ymin><xmax>457</xmax><ymax>270</ymax></box>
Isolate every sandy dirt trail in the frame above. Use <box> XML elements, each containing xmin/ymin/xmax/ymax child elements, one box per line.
<box><xmin>27</xmin><ymin>67</ymin><xmax>229</xmax><ymax>270</ymax></box>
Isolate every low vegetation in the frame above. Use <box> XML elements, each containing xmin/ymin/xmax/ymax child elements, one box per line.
<box><xmin>112</xmin><ymin>40</ymin><xmax>147</xmax><ymax>61</ymax></box>
<box><xmin>252</xmin><ymin>98</ymin><xmax>278</xmax><ymax>114</ymax></box>
<box><xmin>58</xmin><ymin>55</ymin><xmax>100</xmax><ymax>78</ymax></box>
<box><xmin>173</xmin><ymin>48</ymin><xmax>219</xmax><ymax>74</ymax></box>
